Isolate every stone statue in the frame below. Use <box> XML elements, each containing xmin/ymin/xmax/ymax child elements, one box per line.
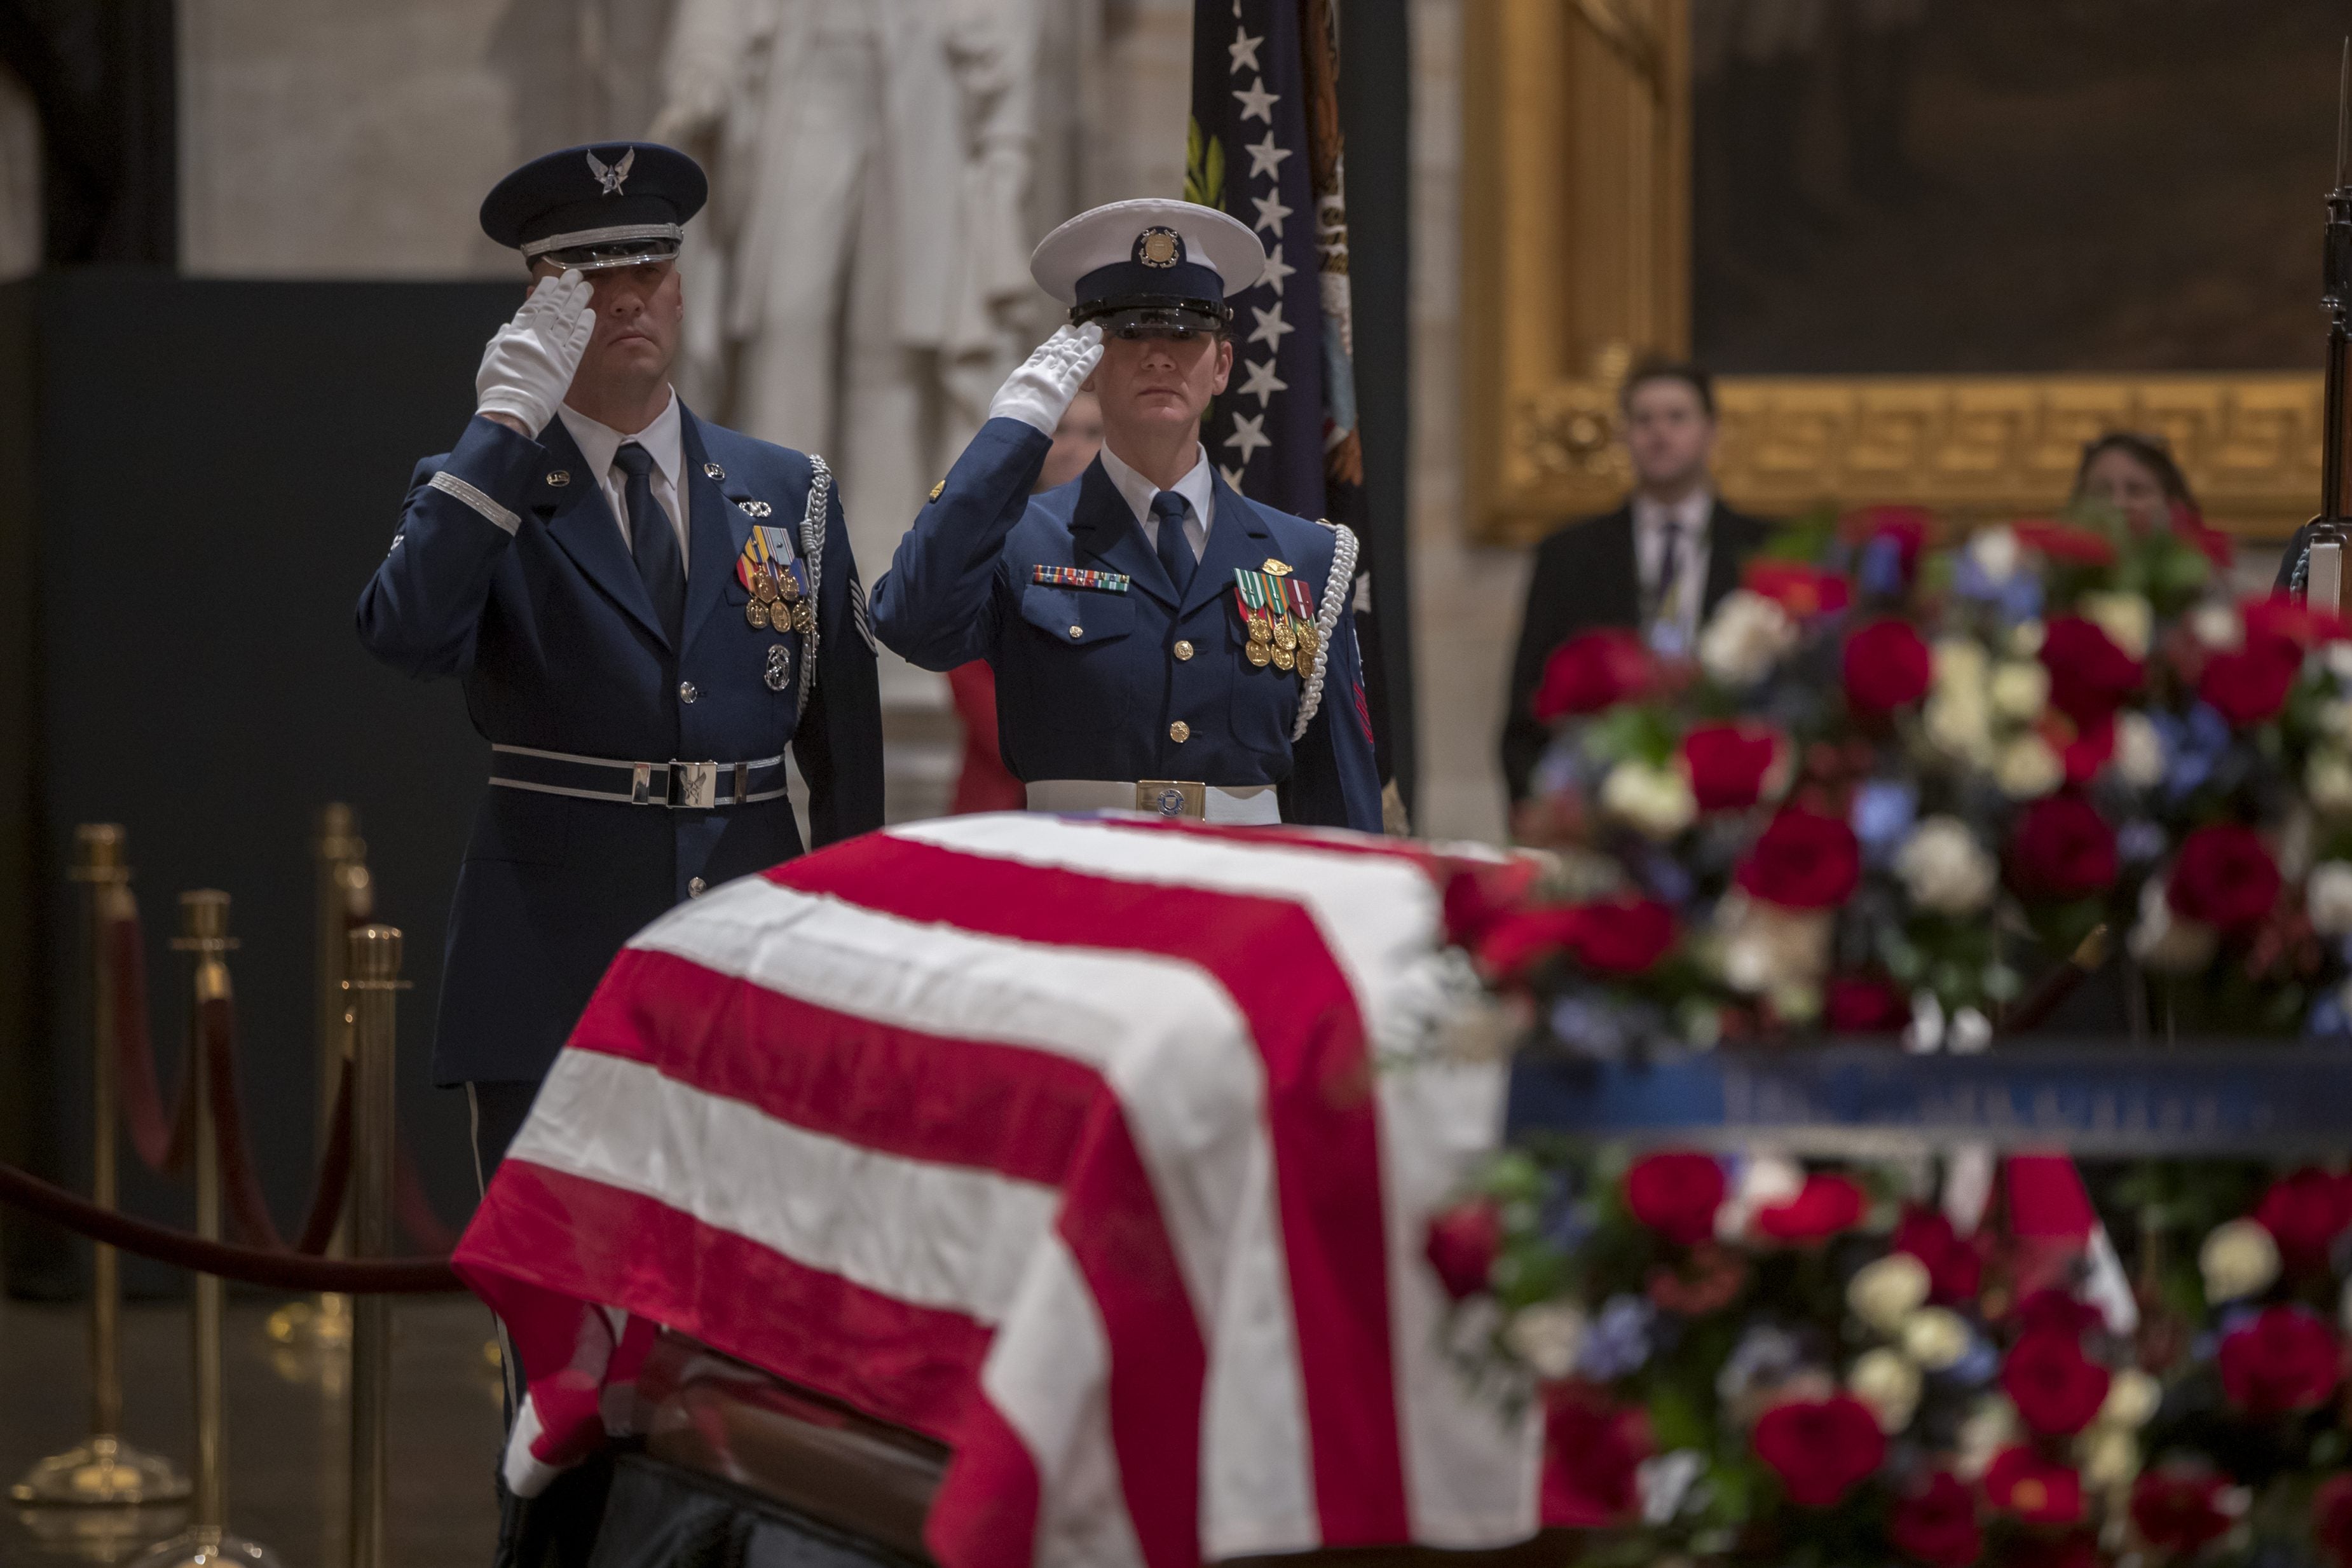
<box><xmin>652</xmin><ymin>0</ymin><xmax>1039</xmax><ymax>704</ymax></box>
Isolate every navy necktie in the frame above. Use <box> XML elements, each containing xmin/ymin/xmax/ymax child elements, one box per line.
<box><xmin>615</xmin><ymin>442</ymin><xmax>683</xmax><ymax>643</ymax></box>
<box><xmin>1151</xmin><ymin>491</ymin><xmax>1195</xmax><ymax>596</ymax></box>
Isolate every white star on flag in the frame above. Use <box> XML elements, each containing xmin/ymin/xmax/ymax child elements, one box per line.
<box><xmin>1243</xmin><ymin>131</ymin><xmax>1291</xmax><ymax>181</ymax></box>
<box><xmin>1220</xmin><ymin>464</ymin><xmax>1245</xmax><ymax>490</ymax></box>
<box><xmin>1247</xmin><ymin>302</ymin><xmax>1294</xmax><ymax>351</ymax></box>
<box><xmin>1222</xmin><ymin>411</ymin><xmax>1272</xmax><ymax>464</ymax></box>
<box><xmin>1250</xmin><ymin>189</ymin><xmax>1293</xmax><ymax>238</ymax></box>
<box><xmin>1237</xmin><ymin>357</ymin><xmax>1287</xmax><ymax>407</ymax></box>
<box><xmin>1259</xmin><ymin>247</ymin><xmax>1296</xmax><ymax>291</ymax></box>
<box><xmin>1229</xmin><ymin>30</ymin><xmax>1264</xmax><ymax>74</ymax></box>
<box><xmin>1233</xmin><ymin>78</ymin><xmax>1278</xmax><ymax>125</ymax></box>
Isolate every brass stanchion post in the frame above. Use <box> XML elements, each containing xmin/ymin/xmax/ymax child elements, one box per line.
<box><xmin>266</xmin><ymin>805</ymin><xmax>370</xmax><ymax>1363</ymax></box>
<box><xmin>345</xmin><ymin>926</ymin><xmax>404</xmax><ymax>1568</ymax></box>
<box><xmin>13</xmin><ymin>824</ymin><xmax>191</xmax><ymax>1511</ymax></box>
<box><xmin>133</xmin><ymin>893</ymin><xmax>284</xmax><ymax>1568</ymax></box>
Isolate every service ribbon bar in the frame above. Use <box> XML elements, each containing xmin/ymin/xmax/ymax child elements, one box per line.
<box><xmin>1032</xmin><ymin>564</ymin><xmax>1131</xmax><ymax>593</ymax></box>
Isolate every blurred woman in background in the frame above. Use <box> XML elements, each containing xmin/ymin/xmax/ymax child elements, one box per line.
<box><xmin>2071</xmin><ymin>430</ymin><xmax>2232</xmax><ymax>573</ymax></box>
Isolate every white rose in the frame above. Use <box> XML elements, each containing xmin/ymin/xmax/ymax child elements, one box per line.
<box><xmin>1901</xmin><ymin>1307</ymin><xmax>1971</xmax><ymax>1371</ymax></box>
<box><xmin>1968</xmin><ymin>526</ymin><xmax>2020</xmax><ymax>582</ymax></box>
<box><xmin>1601</xmin><ymin>760</ymin><xmax>1698</xmax><ymax>840</ymax></box>
<box><xmin>2320</xmin><ymin>700</ymin><xmax>2352</xmax><ymax>742</ymax></box>
<box><xmin>2009</xmin><ymin>619</ymin><xmax>2047</xmax><ymax>658</ymax></box>
<box><xmin>2199</xmin><ymin>1218</ymin><xmax>2281</xmax><ymax>1303</ymax></box>
<box><xmin>2191</xmin><ymin>602</ymin><xmax>2244</xmax><ymax>651</ymax></box>
<box><xmin>1718</xmin><ymin>1151</ymin><xmax>1807</xmax><ymax>1241</ymax></box>
<box><xmin>1847</xmin><ymin>1254</ymin><xmax>1932</xmax><ymax>1333</ymax></box>
<box><xmin>2081</xmin><ymin>591</ymin><xmax>2154</xmax><ymax>661</ymax></box>
<box><xmin>1847</xmin><ymin>1347</ymin><xmax>1923</xmax><ymax>1433</ymax></box>
<box><xmin>1933</xmin><ymin>637</ymin><xmax>1990</xmax><ymax>695</ymax></box>
<box><xmin>1895</xmin><ymin>816</ymin><xmax>1999</xmax><ymax>915</ymax></box>
<box><xmin>2128</xmin><ymin>876</ymin><xmax>2219</xmax><ymax>972</ymax></box>
<box><xmin>1501</xmin><ymin>1301</ymin><xmax>1589</xmax><ymax>1381</ymax></box>
<box><xmin>2113</xmin><ymin>711</ymin><xmax>2166</xmax><ymax>789</ymax></box>
<box><xmin>2310</xmin><ymin>752</ymin><xmax>2352</xmax><ymax>816</ymax></box>
<box><xmin>1954</xmin><ymin>1397</ymin><xmax>2019</xmax><ymax>1481</ymax></box>
<box><xmin>2099</xmin><ymin>1368</ymin><xmax>2162</xmax><ymax>1430</ymax></box>
<box><xmin>1925</xmin><ymin>693</ymin><xmax>1996</xmax><ymax>767</ymax></box>
<box><xmin>1699</xmin><ymin>590</ymin><xmax>1797</xmax><ymax>688</ymax></box>
<box><xmin>1637</xmin><ymin>1450</ymin><xmax>1706</xmax><ymax>1525</ymax></box>
<box><xmin>1995</xmin><ymin>735</ymin><xmax>2063</xmax><ymax>800</ymax></box>
<box><xmin>1988</xmin><ymin>660</ymin><xmax>2050</xmax><ymax>722</ymax></box>
<box><xmin>2309</xmin><ymin>862</ymin><xmax>2352</xmax><ymax>935</ymax></box>
<box><xmin>2079</xmin><ymin>1426</ymin><xmax>2140</xmax><ymax>1489</ymax></box>
<box><xmin>1715</xmin><ymin>897</ymin><xmax>1832</xmax><ymax>998</ymax></box>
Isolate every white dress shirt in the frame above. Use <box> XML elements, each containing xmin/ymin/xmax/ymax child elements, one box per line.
<box><xmin>1632</xmin><ymin>487</ymin><xmax>1713</xmax><ymax>647</ymax></box>
<box><xmin>1097</xmin><ymin>440</ymin><xmax>1215</xmax><ymax>559</ymax></box>
<box><xmin>556</xmin><ymin>390</ymin><xmax>690</xmax><ymax>576</ymax></box>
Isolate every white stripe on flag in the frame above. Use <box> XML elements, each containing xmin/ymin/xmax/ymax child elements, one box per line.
<box><xmin>511</xmin><ymin>1049</ymin><xmax>1056</xmax><ymax>1323</ymax></box>
<box><xmin>631</xmin><ymin>874</ymin><xmax>1321</xmax><ymax>1539</ymax></box>
<box><xmin>982</xmin><ymin>1233</ymin><xmax>1148</xmax><ymax>1568</ymax></box>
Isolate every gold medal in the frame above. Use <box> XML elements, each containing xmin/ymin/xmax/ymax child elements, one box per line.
<box><xmin>792</xmin><ymin>601</ymin><xmax>817</xmax><ymax>634</ymax></box>
<box><xmin>1245</xmin><ymin>639</ymin><xmax>1272</xmax><ymax>667</ymax></box>
<box><xmin>746</xmin><ymin>597</ymin><xmax>771</xmax><ymax>629</ymax></box>
<box><xmin>1248</xmin><ymin>619</ymin><xmax>1272</xmax><ymax>648</ymax></box>
<box><xmin>1296</xmin><ymin>622</ymin><xmax>1318</xmax><ymax>661</ymax></box>
<box><xmin>1273</xmin><ymin>618</ymin><xmax>1299</xmax><ymax>652</ymax></box>
<box><xmin>1272</xmin><ymin>643</ymin><xmax>1296</xmax><ymax>672</ymax></box>
<box><xmin>752</xmin><ymin>570</ymin><xmax>779</xmax><ymax>604</ymax></box>
<box><xmin>779</xmin><ymin>569</ymin><xmax>803</xmax><ymax>604</ymax></box>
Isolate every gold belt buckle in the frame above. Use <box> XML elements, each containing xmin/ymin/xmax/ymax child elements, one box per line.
<box><xmin>1135</xmin><ymin>780</ymin><xmax>1208</xmax><ymax>819</ymax></box>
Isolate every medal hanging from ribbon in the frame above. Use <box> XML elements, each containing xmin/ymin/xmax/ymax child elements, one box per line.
<box><xmin>1280</xmin><ymin>576</ymin><xmax>1320</xmax><ymax>665</ymax></box>
<box><xmin>738</xmin><ymin>530</ymin><xmax>812</xmax><ymax>633</ymax></box>
<box><xmin>1231</xmin><ymin>569</ymin><xmax>1276</xmax><ymax>669</ymax></box>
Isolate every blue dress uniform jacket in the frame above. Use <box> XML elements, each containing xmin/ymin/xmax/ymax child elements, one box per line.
<box><xmin>356</xmin><ymin>409</ymin><xmax>884</xmax><ymax>1086</ymax></box>
<box><xmin>872</xmin><ymin>416</ymin><xmax>1381</xmax><ymax>831</ymax></box>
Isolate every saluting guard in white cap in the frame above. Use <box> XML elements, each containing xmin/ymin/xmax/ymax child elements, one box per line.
<box><xmin>870</xmin><ymin>198</ymin><xmax>1381</xmax><ymax>830</ymax></box>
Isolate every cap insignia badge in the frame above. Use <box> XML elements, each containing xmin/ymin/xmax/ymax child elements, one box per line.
<box><xmin>585</xmin><ymin>147</ymin><xmax>635</xmax><ymax>196</ymax></box>
<box><xmin>1135</xmin><ymin>226</ymin><xmax>1183</xmax><ymax>269</ymax></box>
<box><xmin>546</xmin><ymin>470</ymin><xmax>571</xmax><ymax>487</ymax></box>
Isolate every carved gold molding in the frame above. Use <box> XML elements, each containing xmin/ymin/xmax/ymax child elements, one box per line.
<box><xmin>1463</xmin><ymin>6</ymin><xmax>2321</xmax><ymax>545</ymax></box>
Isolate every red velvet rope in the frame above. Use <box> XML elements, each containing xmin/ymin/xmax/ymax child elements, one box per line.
<box><xmin>0</xmin><ymin>1160</ymin><xmax>463</xmax><ymax>1293</ymax></box>
<box><xmin>111</xmin><ymin>912</ymin><xmax>194</xmax><ymax>1176</ymax></box>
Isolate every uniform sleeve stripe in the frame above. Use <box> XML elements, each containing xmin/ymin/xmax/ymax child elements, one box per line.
<box><xmin>428</xmin><ymin>469</ymin><xmax>521</xmax><ymax>535</ymax></box>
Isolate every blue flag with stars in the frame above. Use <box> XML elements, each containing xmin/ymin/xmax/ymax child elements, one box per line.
<box><xmin>1190</xmin><ymin>0</ymin><xmax>1327</xmax><ymax>517</ymax></box>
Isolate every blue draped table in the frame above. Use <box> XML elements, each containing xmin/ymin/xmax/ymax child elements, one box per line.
<box><xmin>1503</xmin><ymin>1042</ymin><xmax>2352</xmax><ymax>1155</ymax></box>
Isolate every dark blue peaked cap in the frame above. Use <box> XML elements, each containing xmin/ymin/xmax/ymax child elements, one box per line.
<box><xmin>479</xmin><ymin>142</ymin><xmax>708</xmax><ymax>266</ymax></box>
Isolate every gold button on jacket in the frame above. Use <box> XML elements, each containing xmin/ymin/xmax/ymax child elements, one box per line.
<box><xmin>1168</xmin><ymin>720</ymin><xmax>1191</xmax><ymax>743</ymax></box>
<box><xmin>1173</xmin><ymin>639</ymin><xmax>1194</xmax><ymax>660</ymax></box>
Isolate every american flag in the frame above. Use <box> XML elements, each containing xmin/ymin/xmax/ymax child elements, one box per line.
<box><xmin>454</xmin><ymin>813</ymin><xmax>1547</xmax><ymax>1568</ymax></box>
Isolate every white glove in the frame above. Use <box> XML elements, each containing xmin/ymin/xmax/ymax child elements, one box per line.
<box><xmin>988</xmin><ymin>323</ymin><xmax>1104</xmax><ymax>436</ymax></box>
<box><xmin>475</xmin><ymin>269</ymin><xmax>596</xmax><ymax>434</ymax></box>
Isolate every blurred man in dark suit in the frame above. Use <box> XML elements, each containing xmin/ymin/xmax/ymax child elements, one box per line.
<box><xmin>1499</xmin><ymin>359</ymin><xmax>1773</xmax><ymax>807</ymax></box>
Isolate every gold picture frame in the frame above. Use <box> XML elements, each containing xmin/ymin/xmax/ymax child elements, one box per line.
<box><xmin>1461</xmin><ymin>0</ymin><xmax>2324</xmax><ymax>546</ymax></box>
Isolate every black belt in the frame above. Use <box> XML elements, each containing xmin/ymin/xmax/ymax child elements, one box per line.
<box><xmin>488</xmin><ymin>744</ymin><xmax>789</xmax><ymax>809</ymax></box>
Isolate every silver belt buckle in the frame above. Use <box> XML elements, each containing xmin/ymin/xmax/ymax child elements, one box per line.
<box><xmin>673</xmin><ymin>760</ymin><xmax>718</xmax><ymax>808</ymax></box>
<box><xmin>1135</xmin><ymin>780</ymin><xmax>1207</xmax><ymax>819</ymax></box>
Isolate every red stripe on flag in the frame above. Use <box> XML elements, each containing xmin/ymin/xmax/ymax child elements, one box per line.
<box><xmin>571</xmin><ymin>946</ymin><xmax>1104</xmax><ymax>1187</ymax></box>
<box><xmin>459</xmin><ymin>1161</ymin><xmax>990</xmax><ymax>1442</ymax></box>
<box><xmin>779</xmin><ymin>834</ymin><xmax>1412</xmax><ymax>1546</ymax></box>
<box><xmin>926</xmin><ymin>1387</ymin><xmax>1044</xmax><ymax>1568</ymax></box>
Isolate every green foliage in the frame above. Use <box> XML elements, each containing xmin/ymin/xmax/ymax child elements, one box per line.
<box><xmin>1184</xmin><ymin>118</ymin><xmax>1226</xmax><ymax>210</ymax></box>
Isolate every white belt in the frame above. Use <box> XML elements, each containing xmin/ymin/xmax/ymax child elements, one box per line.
<box><xmin>1024</xmin><ymin>779</ymin><xmax>1282</xmax><ymax>826</ymax></box>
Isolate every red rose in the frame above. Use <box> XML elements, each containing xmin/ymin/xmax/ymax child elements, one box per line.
<box><xmin>1735</xmin><ymin>808</ymin><xmax>1862</xmax><ymax>910</ymax></box>
<box><xmin>2315</xmin><ymin>1474</ymin><xmax>2352</xmax><ymax>1567</ymax></box>
<box><xmin>2128</xmin><ymin>1466</ymin><xmax>2235</xmax><ymax>1553</ymax></box>
<box><xmin>1474</xmin><ymin>907</ymin><xmax>1586</xmax><ymax>983</ymax></box>
<box><xmin>1440</xmin><ymin>858</ymin><xmax>1542</xmax><ymax>948</ymax></box>
<box><xmin>2217</xmin><ymin>1304</ymin><xmax>2341</xmax><ymax>1414</ymax></box>
<box><xmin>2011</xmin><ymin>1289</ymin><xmax>2103</xmax><ymax>1339</ymax></box>
<box><xmin>1825</xmin><ymin>974</ymin><xmax>1911</xmax><ymax>1033</ymax></box>
<box><xmin>2243</xmin><ymin>593</ymin><xmax>2351</xmax><ymax>649</ymax></box>
<box><xmin>1533</xmin><ymin>629</ymin><xmax>1653</xmax><ymax>721</ymax></box>
<box><xmin>1745</xmin><ymin>560</ymin><xmax>1854</xmax><ymax>618</ymax></box>
<box><xmin>2016</xmin><ymin>519</ymin><xmax>2119</xmax><ymax>567</ymax></box>
<box><xmin>1894</xmin><ymin>1206</ymin><xmax>1984</xmax><ymax>1302</ymax></box>
<box><xmin>2000</xmin><ymin>1328</ymin><xmax>2112</xmax><ymax>1436</ymax></box>
<box><xmin>1887</xmin><ymin>1471</ymin><xmax>1981</xmax><ymax>1568</ymax></box>
<box><xmin>1844</xmin><ymin>618</ymin><xmax>1935</xmax><ymax>716</ymax></box>
<box><xmin>1623</xmin><ymin>1152</ymin><xmax>1727</xmax><ymax>1246</ymax></box>
<box><xmin>1984</xmin><ymin>1446</ymin><xmax>2084</xmax><ymax>1525</ymax></box>
<box><xmin>2198</xmin><ymin>632</ymin><xmax>2302</xmax><ymax>728</ymax></box>
<box><xmin>2006</xmin><ymin>1534</ymin><xmax>2101</xmax><ymax>1568</ymax></box>
<box><xmin>1540</xmin><ymin>1383</ymin><xmax>1646</xmax><ymax>1526</ymax></box>
<box><xmin>1754</xmin><ymin>1173</ymin><xmax>1868</xmax><ymax>1243</ymax></box>
<box><xmin>2255</xmin><ymin>1167</ymin><xmax>2352</xmax><ymax>1269</ymax></box>
<box><xmin>1752</xmin><ymin>1395</ymin><xmax>1885</xmax><ymax>1508</ymax></box>
<box><xmin>1424</xmin><ymin>1198</ymin><xmax>1502</xmax><ymax>1301</ymax></box>
<box><xmin>2009</xmin><ymin>794</ymin><xmax>2117</xmax><ymax>903</ymax></box>
<box><xmin>2039</xmin><ymin>616</ymin><xmax>2145</xmax><ymax>723</ymax></box>
<box><xmin>2057</xmin><ymin>712</ymin><xmax>2116</xmax><ymax>785</ymax></box>
<box><xmin>2166</xmin><ymin>824</ymin><xmax>2280</xmax><ymax>933</ymax></box>
<box><xmin>1682</xmin><ymin>722</ymin><xmax>1782</xmax><ymax>812</ymax></box>
<box><xmin>2171</xmin><ymin>504</ymin><xmax>2234</xmax><ymax>571</ymax></box>
<box><xmin>1564</xmin><ymin>896</ymin><xmax>1678</xmax><ymax>976</ymax></box>
<box><xmin>1842</xmin><ymin>503</ymin><xmax>1934</xmax><ymax>577</ymax></box>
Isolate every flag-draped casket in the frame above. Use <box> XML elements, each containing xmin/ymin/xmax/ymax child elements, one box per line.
<box><xmin>454</xmin><ymin>812</ymin><xmax>1553</xmax><ymax>1568</ymax></box>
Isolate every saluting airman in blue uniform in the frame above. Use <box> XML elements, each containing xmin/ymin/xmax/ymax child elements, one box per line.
<box><xmin>355</xmin><ymin>142</ymin><xmax>885</xmax><ymax>1175</ymax></box>
<box><xmin>870</xmin><ymin>198</ymin><xmax>1382</xmax><ymax>832</ymax></box>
